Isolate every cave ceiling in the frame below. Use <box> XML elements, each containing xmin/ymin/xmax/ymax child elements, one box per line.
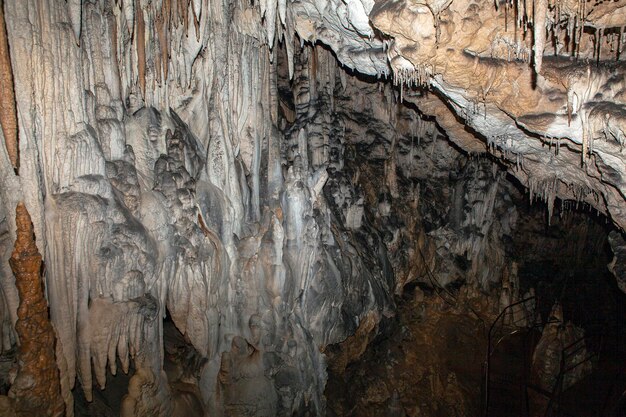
<box><xmin>295</xmin><ymin>0</ymin><xmax>626</xmax><ymax>230</ymax></box>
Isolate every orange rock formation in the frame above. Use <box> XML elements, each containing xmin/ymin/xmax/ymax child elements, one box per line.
<box><xmin>8</xmin><ymin>203</ymin><xmax>64</xmax><ymax>417</ymax></box>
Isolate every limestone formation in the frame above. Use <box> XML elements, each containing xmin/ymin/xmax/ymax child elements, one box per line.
<box><xmin>0</xmin><ymin>0</ymin><xmax>623</xmax><ymax>416</ymax></box>
<box><xmin>0</xmin><ymin>0</ymin><xmax>17</xmax><ymax>173</ymax></box>
<box><xmin>8</xmin><ymin>203</ymin><xmax>64</xmax><ymax>417</ymax></box>
<box><xmin>298</xmin><ymin>0</ymin><xmax>626</xmax><ymax>230</ymax></box>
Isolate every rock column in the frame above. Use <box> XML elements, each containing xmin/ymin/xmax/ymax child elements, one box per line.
<box><xmin>8</xmin><ymin>202</ymin><xmax>64</xmax><ymax>417</ymax></box>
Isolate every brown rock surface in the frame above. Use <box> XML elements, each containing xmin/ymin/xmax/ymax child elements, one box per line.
<box><xmin>8</xmin><ymin>203</ymin><xmax>64</xmax><ymax>417</ymax></box>
<box><xmin>0</xmin><ymin>0</ymin><xmax>18</xmax><ymax>173</ymax></box>
<box><xmin>326</xmin><ymin>286</ymin><xmax>498</xmax><ymax>417</ymax></box>
<box><xmin>325</xmin><ymin>310</ymin><xmax>382</xmax><ymax>374</ymax></box>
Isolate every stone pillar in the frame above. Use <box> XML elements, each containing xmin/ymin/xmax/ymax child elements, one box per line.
<box><xmin>8</xmin><ymin>202</ymin><xmax>64</xmax><ymax>417</ymax></box>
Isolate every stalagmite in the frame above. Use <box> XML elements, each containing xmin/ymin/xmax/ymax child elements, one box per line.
<box><xmin>0</xmin><ymin>0</ymin><xmax>18</xmax><ymax>174</ymax></box>
<box><xmin>8</xmin><ymin>203</ymin><xmax>65</xmax><ymax>417</ymax></box>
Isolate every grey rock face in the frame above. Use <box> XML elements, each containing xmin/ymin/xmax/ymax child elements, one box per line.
<box><xmin>609</xmin><ymin>231</ymin><xmax>626</xmax><ymax>294</ymax></box>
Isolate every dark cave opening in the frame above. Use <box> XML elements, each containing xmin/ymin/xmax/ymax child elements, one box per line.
<box><xmin>500</xmin><ymin>173</ymin><xmax>626</xmax><ymax>346</ymax></box>
<box><xmin>72</xmin><ymin>310</ymin><xmax>206</xmax><ymax>417</ymax></box>
<box><xmin>505</xmin><ymin>193</ymin><xmax>626</xmax><ymax>417</ymax></box>
<box><xmin>73</xmin><ymin>359</ymin><xmax>133</xmax><ymax>416</ymax></box>
<box><xmin>161</xmin><ymin>310</ymin><xmax>206</xmax><ymax>417</ymax></box>
<box><xmin>510</xmin><ymin>196</ymin><xmax>625</xmax><ymax>344</ymax></box>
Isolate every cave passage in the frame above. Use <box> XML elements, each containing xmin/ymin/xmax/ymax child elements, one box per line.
<box><xmin>325</xmin><ymin>179</ymin><xmax>626</xmax><ymax>417</ymax></box>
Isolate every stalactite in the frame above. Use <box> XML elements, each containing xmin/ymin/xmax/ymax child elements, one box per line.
<box><xmin>596</xmin><ymin>27</ymin><xmax>603</xmax><ymax>64</ymax></box>
<box><xmin>179</xmin><ymin>0</ymin><xmax>189</xmax><ymax>34</ymax></box>
<box><xmin>278</xmin><ymin>0</ymin><xmax>286</xmax><ymax>25</ymax></box>
<box><xmin>68</xmin><ymin>0</ymin><xmax>82</xmax><ymax>45</ymax></box>
<box><xmin>266</xmin><ymin>0</ymin><xmax>277</xmax><ymax>48</ymax></box>
<box><xmin>154</xmin><ymin>23</ymin><xmax>162</xmax><ymax>86</ymax></box>
<box><xmin>533</xmin><ymin>0</ymin><xmax>547</xmax><ymax>74</ymax></box>
<box><xmin>619</xmin><ymin>27</ymin><xmax>624</xmax><ymax>60</ymax></box>
<box><xmin>567</xmin><ymin>87</ymin><xmax>572</xmax><ymax>126</ymax></box>
<box><xmin>495</xmin><ymin>0</ymin><xmax>622</xmax><ymax>68</ymax></box>
<box><xmin>0</xmin><ymin>0</ymin><xmax>18</xmax><ymax>174</ymax></box>
<box><xmin>8</xmin><ymin>203</ymin><xmax>65</xmax><ymax>417</ymax></box>
<box><xmin>581</xmin><ymin>128</ymin><xmax>588</xmax><ymax>166</ymax></box>
<box><xmin>135</xmin><ymin>0</ymin><xmax>146</xmax><ymax>98</ymax></box>
<box><xmin>162</xmin><ymin>0</ymin><xmax>170</xmax><ymax>82</ymax></box>
<box><xmin>123</xmin><ymin>0</ymin><xmax>135</xmax><ymax>38</ymax></box>
<box><xmin>576</xmin><ymin>0</ymin><xmax>586</xmax><ymax>57</ymax></box>
<box><xmin>192</xmin><ymin>0</ymin><xmax>201</xmax><ymax>22</ymax></box>
<box><xmin>156</xmin><ymin>1</ymin><xmax>169</xmax><ymax>84</ymax></box>
<box><xmin>192</xmin><ymin>5</ymin><xmax>200</xmax><ymax>41</ymax></box>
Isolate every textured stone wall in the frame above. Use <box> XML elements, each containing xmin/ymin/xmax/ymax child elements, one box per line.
<box><xmin>292</xmin><ymin>0</ymin><xmax>626</xmax><ymax>232</ymax></box>
<box><xmin>0</xmin><ymin>2</ymin><xmax>394</xmax><ymax>415</ymax></box>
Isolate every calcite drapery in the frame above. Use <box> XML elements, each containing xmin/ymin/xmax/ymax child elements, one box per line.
<box><xmin>8</xmin><ymin>203</ymin><xmax>64</xmax><ymax>417</ymax></box>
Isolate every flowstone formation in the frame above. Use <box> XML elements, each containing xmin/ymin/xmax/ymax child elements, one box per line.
<box><xmin>0</xmin><ymin>0</ymin><xmax>624</xmax><ymax>416</ymax></box>
<box><xmin>0</xmin><ymin>1</ymin><xmax>392</xmax><ymax>415</ymax></box>
<box><xmin>6</xmin><ymin>203</ymin><xmax>65</xmax><ymax>417</ymax></box>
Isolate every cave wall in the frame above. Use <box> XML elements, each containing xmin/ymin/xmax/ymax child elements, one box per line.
<box><xmin>293</xmin><ymin>0</ymin><xmax>626</xmax><ymax>328</ymax></box>
<box><xmin>0</xmin><ymin>1</ymin><xmax>397</xmax><ymax>415</ymax></box>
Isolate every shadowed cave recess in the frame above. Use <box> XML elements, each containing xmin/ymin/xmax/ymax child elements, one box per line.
<box><xmin>0</xmin><ymin>1</ymin><xmax>626</xmax><ymax>417</ymax></box>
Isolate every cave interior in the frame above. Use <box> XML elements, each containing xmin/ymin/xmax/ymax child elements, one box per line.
<box><xmin>0</xmin><ymin>1</ymin><xmax>626</xmax><ymax>416</ymax></box>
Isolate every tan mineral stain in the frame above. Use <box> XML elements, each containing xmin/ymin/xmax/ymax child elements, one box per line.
<box><xmin>0</xmin><ymin>0</ymin><xmax>18</xmax><ymax>173</ymax></box>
